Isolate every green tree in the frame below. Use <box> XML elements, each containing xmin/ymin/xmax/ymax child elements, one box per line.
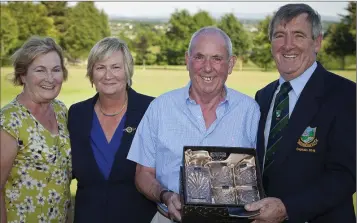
<box><xmin>156</xmin><ymin>37</ymin><xmax>169</xmax><ymax>65</ymax></box>
<box><xmin>99</xmin><ymin>10</ymin><xmax>111</xmax><ymax>37</ymax></box>
<box><xmin>41</xmin><ymin>1</ymin><xmax>69</xmax><ymax>45</ymax></box>
<box><xmin>62</xmin><ymin>2</ymin><xmax>110</xmax><ymax>61</ymax></box>
<box><xmin>132</xmin><ymin>23</ymin><xmax>165</xmax><ymax>66</ymax></box>
<box><xmin>249</xmin><ymin>16</ymin><xmax>274</xmax><ymax>71</ymax></box>
<box><xmin>341</xmin><ymin>2</ymin><xmax>356</xmax><ymax>37</ymax></box>
<box><xmin>0</xmin><ymin>5</ymin><xmax>18</xmax><ymax>57</ymax></box>
<box><xmin>192</xmin><ymin>10</ymin><xmax>215</xmax><ymax>31</ymax></box>
<box><xmin>324</xmin><ymin>22</ymin><xmax>355</xmax><ymax>69</ymax></box>
<box><xmin>319</xmin><ymin>3</ymin><xmax>356</xmax><ymax>70</ymax></box>
<box><xmin>162</xmin><ymin>9</ymin><xmax>194</xmax><ymax>65</ymax></box>
<box><xmin>7</xmin><ymin>2</ymin><xmax>56</xmax><ymax>49</ymax></box>
<box><xmin>218</xmin><ymin>13</ymin><xmax>251</xmax><ymax>70</ymax></box>
<box><xmin>117</xmin><ymin>30</ymin><xmax>134</xmax><ymax>50</ymax></box>
<box><xmin>150</xmin><ymin>29</ymin><xmax>166</xmax><ymax>65</ymax></box>
<box><xmin>134</xmin><ymin>28</ymin><xmax>156</xmax><ymax>66</ymax></box>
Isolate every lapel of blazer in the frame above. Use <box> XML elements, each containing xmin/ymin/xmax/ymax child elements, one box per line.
<box><xmin>257</xmin><ymin>80</ymin><xmax>279</xmax><ymax>168</ymax></box>
<box><xmin>77</xmin><ymin>93</ymin><xmax>105</xmax><ymax>180</ymax></box>
<box><xmin>273</xmin><ymin>63</ymin><xmax>326</xmax><ymax>167</ymax></box>
<box><xmin>80</xmin><ymin>94</ymin><xmax>99</xmax><ymax>137</ymax></box>
<box><xmin>108</xmin><ymin>88</ymin><xmax>146</xmax><ymax>181</ymax></box>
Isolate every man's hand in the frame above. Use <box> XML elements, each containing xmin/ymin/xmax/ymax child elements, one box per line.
<box><xmin>163</xmin><ymin>192</ymin><xmax>182</xmax><ymax>222</ymax></box>
<box><xmin>245</xmin><ymin>197</ymin><xmax>287</xmax><ymax>223</ymax></box>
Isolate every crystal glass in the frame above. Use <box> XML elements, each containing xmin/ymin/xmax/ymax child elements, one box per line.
<box><xmin>236</xmin><ymin>186</ymin><xmax>260</xmax><ymax>205</ymax></box>
<box><xmin>212</xmin><ymin>186</ymin><xmax>236</xmax><ymax>204</ymax></box>
<box><xmin>185</xmin><ymin>166</ymin><xmax>212</xmax><ymax>204</ymax></box>
<box><xmin>234</xmin><ymin>157</ymin><xmax>257</xmax><ymax>186</ymax></box>
<box><xmin>206</xmin><ymin>162</ymin><xmax>234</xmax><ymax>187</ymax></box>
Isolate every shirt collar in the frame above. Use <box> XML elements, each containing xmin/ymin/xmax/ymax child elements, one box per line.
<box><xmin>184</xmin><ymin>81</ymin><xmax>230</xmax><ymax>105</ymax></box>
<box><xmin>279</xmin><ymin>61</ymin><xmax>317</xmax><ymax>97</ymax></box>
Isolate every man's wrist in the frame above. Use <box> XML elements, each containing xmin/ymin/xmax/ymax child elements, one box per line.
<box><xmin>159</xmin><ymin>189</ymin><xmax>174</xmax><ymax>204</ymax></box>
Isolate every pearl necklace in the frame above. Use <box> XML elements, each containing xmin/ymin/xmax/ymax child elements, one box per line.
<box><xmin>98</xmin><ymin>97</ymin><xmax>127</xmax><ymax>117</ymax></box>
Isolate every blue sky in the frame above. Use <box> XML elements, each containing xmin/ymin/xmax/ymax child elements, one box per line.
<box><xmin>84</xmin><ymin>2</ymin><xmax>349</xmax><ymax>20</ymax></box>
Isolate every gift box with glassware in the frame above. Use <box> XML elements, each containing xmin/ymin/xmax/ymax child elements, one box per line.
<box><xmin>179</xmin><ymin>146</ymin><xmax>265</xmax><ymax>223</ymax></box>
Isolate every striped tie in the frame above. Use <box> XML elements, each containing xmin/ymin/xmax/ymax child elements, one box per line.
<box><xmin>264</xmin><ymin>81</ymin><xmax>292</xmax><ymax>171</ymax></box>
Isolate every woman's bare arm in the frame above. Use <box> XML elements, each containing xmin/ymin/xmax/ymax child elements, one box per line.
<box><xmin>0</xmin><ymin>130</ymin><xmax>18</xmax><ymax>223</ymax></box>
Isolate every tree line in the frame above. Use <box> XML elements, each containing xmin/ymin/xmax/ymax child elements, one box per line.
<box><xmin>1</xmin><ymin>2</ymin><xmax>110</xmax><ymax>63</ymax></box>
<box><xmin>1</xmin><ymin>2</ymin><xmax>355</xmax><ymax>70</ymax></box>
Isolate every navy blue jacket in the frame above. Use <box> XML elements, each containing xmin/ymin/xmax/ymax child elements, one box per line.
<box><xmin>68</xmin><ymin>88</ymin><xmax>156</xmax><ymax>223</ymax></box>
<box><xmin>255</xmin><ymin>62</ymin><xmax>356</xmax><ymax>223</ymax></box>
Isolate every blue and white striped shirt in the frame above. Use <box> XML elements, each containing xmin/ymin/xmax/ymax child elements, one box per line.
<box><xmin>127</xmin><ymin>82</ymin><xmax>260</xmax><ymax>194</ymax></box>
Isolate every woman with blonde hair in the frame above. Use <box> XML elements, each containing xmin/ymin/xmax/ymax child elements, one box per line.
<box><xmin>0</xmin><ymin>36</ymin><xmax>72</xmax><ymax>223</ymax></box>
<box><xmin>68</xmin><ymin>37</ymin><xmax>156</xmax><ymax>222</ymax></box>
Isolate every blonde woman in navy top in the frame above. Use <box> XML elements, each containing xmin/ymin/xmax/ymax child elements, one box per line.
<box><xmin>67</xmin><ymin>37</ymin><xmax>156</xmax><ymax>223</ymax></box>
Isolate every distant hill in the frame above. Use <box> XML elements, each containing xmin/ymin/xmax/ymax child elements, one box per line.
<box><xmin>109</xmin><ymin>13</ymin><xmax>340</xmax><ymax>23</ymax></box>
<box><xmin>110</xmin><ymin>16</ymin><xmax>168</xmax><ymax>24</ymax></box>
<box><xmin>109</xmin><ymin>12</ymin><xmax>340</xmax><ymax>37</ymax></box>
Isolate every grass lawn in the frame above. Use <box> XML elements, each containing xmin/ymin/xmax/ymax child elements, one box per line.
<box><xmin>1</xmin><ymin>66</ymin><xmax>356</xmax><ymax>107</ymax></box>
<box><xmin>1</xmin><ymin>66</ymin><xmax>356</xmax><ymax>213</ymax></box>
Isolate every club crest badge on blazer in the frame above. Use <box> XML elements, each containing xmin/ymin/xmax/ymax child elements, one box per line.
<box><xmin>123</xmin><ymin>126</ymin><xmax>136</xmax><ymax>134</ymax></box>
<box><xmin>297</xmin><ymin>126</ymin><xmax>318</xmax><ymax>148</ymax></box>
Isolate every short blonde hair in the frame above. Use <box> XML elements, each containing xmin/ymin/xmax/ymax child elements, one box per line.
<box><xmin>87</xmin><ymin>37</ymin><xmax>134</xmax><ymax>87</ymax></box>
<box><xmin>11</xmin><ymin>36</ymin><xmax>68</xmax><ymax>86</ymax></box>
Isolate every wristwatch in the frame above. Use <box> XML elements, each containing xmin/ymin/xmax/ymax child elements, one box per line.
<box><xmin>159</xmin><ymin>189</ymin><xmax>174</xmax><ymax>204</ymax></box>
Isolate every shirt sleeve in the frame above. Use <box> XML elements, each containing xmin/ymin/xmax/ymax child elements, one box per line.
<box><xmin>0</xmin><ymin>104</ymin><xmax>20</xmax><ymax>140</ymax></box>
<box><xmin>54</xmin><ymin>99</ymin><xmax>68</xmax><ymax>122</ymax></box>
<box><xmin>127</xmin><ymin>100</ymin><xmax>158</xmax><ymax>168</ymax></box>
<box><xmin>248</xmin><ymin>101</ymin><xmax>261</xmax><ymax>148</ymax></box>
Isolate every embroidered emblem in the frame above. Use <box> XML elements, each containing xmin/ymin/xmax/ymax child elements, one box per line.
<box><xmin>123</xmin><ymin>126</ymin><xmax>136</xmax><ymax>134</ymax></box>
<box><xmin>297</xmin><ymin>126</ymin><xmax>318</xmax><ymax>148</ymax></box>
<box><xmin>296</xmin><ymin>147</ymin><xmax>316</xmax><ymax>153</ymax></box>
<box><xmin>276</xmin><ymin>110</ymin><xmax>281</xmax><ymax>118</ymax></box>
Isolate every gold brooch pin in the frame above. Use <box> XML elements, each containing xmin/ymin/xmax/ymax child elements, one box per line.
<box><xmin>123</xmin><ymin>126</ymin><xmax>136</xmax><ymax>134</ymax></box>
